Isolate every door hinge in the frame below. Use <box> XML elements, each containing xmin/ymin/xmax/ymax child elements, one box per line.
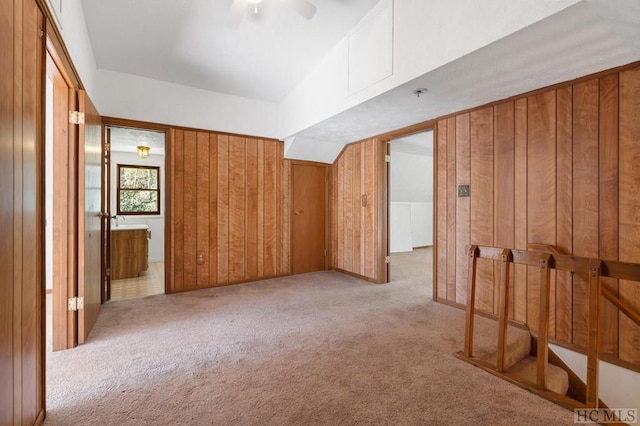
<box><xmin>69</xmin><ymin>111</ymin><xmax>85</xmax><ymax>125</ymax></box>
<box><xmin>68</xmin><ymin>296</ymin><xmax>84</xmax><ymax>311</ymax></box>
<box><xmin>385</xmin><ymin>154</ymin><xmax>391</xmax><ymax>163</ymax></box>
<box><xmin>106</xmin><ymin>267</ymin><xmax>111</xmax><ymax>277</ymax></box>
<box><xmin>105</xmin><ymin>142</ymin><xmax>111</xmax><ymax>152</ymax></box>
<box><xmin>385</xmin><ymin>256</ymin><xmax>391</xmax><ymax>264</ymax></box>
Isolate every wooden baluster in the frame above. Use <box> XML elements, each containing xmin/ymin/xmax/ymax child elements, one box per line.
<box><xmin>586</xmin><ymin>259</ymin><xmax>602</xmax><ymax>408</ymax></box>
<box><xmin>496</xmin><ymin>249</ymin><xmax>513</xmax><ymax>372</ymax></box>
<box><xmin>464</xmin><ymin>245</ymin><xmax>479</xmax><ymax>358</ymax></box>
<box><xmin>536</xmin><ymin>253</ymin><xmax>552</xmax><ymax>389</ymax></box>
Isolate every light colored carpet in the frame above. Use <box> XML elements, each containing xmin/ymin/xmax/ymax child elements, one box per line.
<box><xmin>45</xmin><ymin>248</ymin><xmax>574</xmax><ymax>425</ymax></box>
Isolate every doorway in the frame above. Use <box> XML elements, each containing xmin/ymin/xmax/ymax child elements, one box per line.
<box><xmin>387</xmin><ymin>130</ymin><xmax>434</xmax><ymax>295</ymax></box>
<box><xmin>106</xmin><ymin>126</ymin><xmax>167</xmax><ymax>301</ymax></box>
<box><xmin>291</xmin><ymin>162</ymin><xmax>329</xmax><ymax>274</ymax></box>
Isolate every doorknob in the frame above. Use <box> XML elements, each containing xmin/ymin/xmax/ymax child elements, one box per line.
<box><xmin>98</xmin><ymin>211</ymin><xmax>110</xmax><ymax>218</ymax></box>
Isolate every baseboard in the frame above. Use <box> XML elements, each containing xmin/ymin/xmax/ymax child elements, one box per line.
<box><xmin>331</xmin><ymin>268</ymin><xmax>381</xmax><ymax>284</ymax></box>
<box><xmin>412</xmin><ymin>245</ymin><xmax>433</xmax><ymax>249</ymax></box>
<box><xmin>34</xmin><ymin>408</ymin><xmax>45</xmax><ymax>425</ymax></box>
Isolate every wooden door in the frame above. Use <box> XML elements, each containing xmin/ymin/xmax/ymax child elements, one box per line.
<box><xmin>47</xmin><ymin>51</ymin><xmax>77</xmax><ymax>351</ymax></box>
<box><xmin>77</xmin><ymin>90</ymin><xmax>102</xmax><ymax>343</ymax></box>
<box><xmin>102</xmin><ymin>128</ymin><xmax>112</xmax><ymax>302</ymax></box>
<box><xmin>292</xmin><ymin>163</ymin><xmax>328</xmax><ymax>274</ymax></box>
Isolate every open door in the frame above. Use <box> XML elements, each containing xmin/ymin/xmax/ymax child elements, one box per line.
<box><xmin>101</xmin><ymin>128</ymin><xmax>112</xmax><ymax>303</ymax></box>
<box><xmin>77</xmin><ymin>90</ymin><xmax>102</xmax><ymax>343</ymax></box>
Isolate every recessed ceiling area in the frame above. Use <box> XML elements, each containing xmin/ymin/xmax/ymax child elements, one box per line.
<box><xmin>109</xmin><ymin>127</ymin><xmax>166</xmax><ymax>155</ymax></box>
<box><xmin>81</xmin><ymin>0</ymin><xmax>381</xmax><ymax>103</ymax></box>
<box><xmin>390</xmin><ymin>131</ymin><xmax>433</xmax><ymax>157</ymax></box>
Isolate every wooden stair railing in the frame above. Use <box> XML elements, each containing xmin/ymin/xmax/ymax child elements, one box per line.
<box><xmin>458</xmin><ymin>244</ymin><xmax>640</xmax><ymax>412</ymax></box>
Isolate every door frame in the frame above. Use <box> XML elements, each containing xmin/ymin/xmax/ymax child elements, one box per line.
<box><xmin>290</xmin><ymin>160</ymin><xmax>330</xmax><ymax>274</ymax></box>
<box><xmin>379</xmin><ymin>122</ymin><xmax>437</xmax><ymax>290</ymax></box>
<box><xmin>101</xmin><ymin>117</ymin><xmax>172</xmax><ymax>295</ymax></box>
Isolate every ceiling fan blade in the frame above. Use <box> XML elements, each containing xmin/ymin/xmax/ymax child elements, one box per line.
<box><xmin>225</xmin><ymin>0</ymin><xmax>246</xmax><ymax>29</ymax></box>
<box><xmin>281</xmin><ymin>0</ymin><xmax>317</xmax><ymax>20</ymax></box>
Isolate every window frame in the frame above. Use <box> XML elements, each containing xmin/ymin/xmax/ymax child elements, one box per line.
<box><xmin>116</xmin><ymin>164</ymin><xmax>161</xmax><ymax>215</ymax></box>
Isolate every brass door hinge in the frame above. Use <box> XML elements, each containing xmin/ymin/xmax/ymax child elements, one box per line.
<box><xmin>385</xmin><ymin>256</ymin><xmax>391</xmax><ymax>264</ymax></box>
<box><xmin>385</xmin><ymin>154</ymin><xmax>391</xmax><ymax>163</ymax></box>
<box><xmin>69</xmin><ymin>111</ymin><xmax>85</xmax><ymax>125</ymax></box>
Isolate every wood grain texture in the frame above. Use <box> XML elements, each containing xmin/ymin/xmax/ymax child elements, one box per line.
<box><xmin>436</xmin><ymin>120</ymin><xmax>448</xmax><ymax>300</ymax></box>
<box><xmin>470</xmin><ymin>107</ymin><xmax>494</xmax><ymax>313</ymax></box>
<box><xmin>281</xmin><ymin>157</ymin><xmax>292</xmax><ymax>275</ymax></box>
<box><xmin>493</xmin><ymin>103</ymin><xmax>515</xmax><ymax>317</ymax></box>
<box><xmin>183</xmin><ymin>131</ymin><xmax>198</xmax><ymax>287</ymax></box>
<box><xmin>619</xmin><ymin>67</ymin><xmax>640</xmax><ymax>364</ymax></box>
<box><xmin>216</xmin><ymin>135</ymin><xmax>230</xmax><ymax>284</ymax></box>
<box><xmin>527</xmin><ymin>91</ymin><xmax>556</xmax><ymax>333</ymax></box>
<box><xmin>173</xmin><ymin>130</ymin><xmax>185</xmax><ymax>289</ymax></box>
<box><xmin>556</xmin><ymin>86</ymin><xmax>573</xmax><ymax>342</ymax></box>
<box><xmin>572</xmin><ymin>79</ymin><xmax>599</xmax><ymax>348</ymax></box>
<box><xmin>598</xmin><ymin>73</ymin><xmax>619</xmax><ymax>356</ymax></box>
<box><xmin>257</xmin><ymin>140</ymin><xmax>265</xmax><ymax>276</ymax></box>
<box><xmin>364</xmin><ymin>140</ymin><xmax>377</xmax><ymax>279</ymax></box>
<box><xmin>513</xmin><ymin>98</ymin><xmax>528</xmax><ymax>324</ymax></box>
<box><xmin>196</xmin><ymin>131</ymin><xmax>210</xmax><ymax>286</ymax></box>
<box><xmin>446</xmin><ymin>117</ymin><xmax>457</xmax><ymax>302</ymax></box>
<box><xmin>245</xmin><ymin>138</ymin><xmax>258</xmax><ymax>279</ymax></box>
<box><xmin>263</xmin><ymin>140</ymin><xmax>277</xmax><ymax>277</ymax></box>
<box><xmin>353</xmin><ymin>144</ymin><xmax>362</xmax><ymax>275</ymax></box>
<box><xmin>343</xmin><ymin>146</ymin><xmax>354</xmax><ymax>273</ymax></box>
<box><xmin>229</xmin><ymin>136</ymin><xmax>246</xmax><ymax>282</ymax></box>
<box><xmin>455</xmin><ymin>114</ymin><xmax>470</xmax><ymax>305</ymax></box>
<box><xmin>209</xmin><ymin>134</ymin><xmax>218</xmax><ymax>286</ymax></box>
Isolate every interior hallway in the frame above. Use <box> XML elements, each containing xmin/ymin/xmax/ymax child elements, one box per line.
<box><xmin>44</xmin><ymin>249</ymin><xmax>574</xmax><ymax>425</ymax></box>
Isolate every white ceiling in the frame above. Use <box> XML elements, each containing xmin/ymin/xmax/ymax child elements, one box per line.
<box><xmin>109</xmin><ymin>127</ymin><xmax>166</xmax><ymax>155</ymax></box>
<box><xmin>390</xmin><ymin>131</ymin><xmax>433</xmax><ymax>157</ymax></box>
<box><xmin>81</xmin><ymin>0</ymin><xmax>380</xmax><ymax>103</ymax></box>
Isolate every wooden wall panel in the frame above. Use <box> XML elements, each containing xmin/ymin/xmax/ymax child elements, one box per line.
<box><xmin>169</xmin><ymin>134</ymin><xmax>291</xmax><ymax>292</ymax></box>
<box><xmin>493</xmin><ymin>103</ymin><xmax>515</xmax><ymax>316</ymax></box>
<box><xmin>330</xmin><ymin>139</ymin><xmax>382</xmax><ymax>282</ymax></box>
<box><xmin>470</xmin><ymin>107</ymin><xmax>494</xmax><ymax>313</ymax></box>
<box><xmin>619</xmin><ymin>67</ymin><xmax>640</xmax><ymax>364</ymax></box>
<box><xmin>556</xmin><ymin>86</ymin><xmax>573</xmax><ymax>342</ymax></box>
<box><xmin>455</xmin><ymin>114</ymin><xmax>470</xmax><ymax>305</ymax></box>
<box><xmin>434</xmin><ymin>63</ymin><xmax>640</xmax><ymax>366</ymax></box>
<box><xmin>513</xmin><ymin>98</ymin><xmax>528</xmax><ymax>324</ymax></box>
<box><xmin>598</xmin><ymin>74</ymin><xmax>619</xmax><ymax>356</ymax></box>
<box><xmin>446</xmin><ymin>117</ymin><xmax>457</xmax><ymax>301</ymax></box>
<box><xmin>436</xmin><ymin>120</ymin><xmax>448</xmax><ymax>299</ymax></box>
<box><xmin>572</xmin><ymin>79</ymin><xmax>600</xmax><ymax>348</ymax></box>
<box><xmin>526</xmin><ymin>91</ymin><xmax>556</xmax><ymax>333</ymax></box>
<box><xmin>1</xmin><ymin>0</ymin><xmax>45</xmax><ymax>422</ymax></box>
<box><xmin>216</xmin><ymin>135</ymin><xmax>230</xmax><ymax>284</ymax></box>
<box><xmin>196</xmin><ymin>131</ymin><xmax>210</xmax><ymax>287</ymax></box>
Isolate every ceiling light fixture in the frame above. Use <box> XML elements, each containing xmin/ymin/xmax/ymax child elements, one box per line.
<box><xmin>413</xmin><ymin>88</ymin><xmax>428</xmax><ymax>98</ymax></box>
<box><xmin>137</xmin><ymin>145</ymin><xmax>150</xmax><ymax>158</ymax></box>
<box><xmin>248</xmin><ymin>0</ymin><xmax>262</xmax><ymax>14</ymax></box>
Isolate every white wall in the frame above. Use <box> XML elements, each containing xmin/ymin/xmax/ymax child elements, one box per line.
<box><xmin>550</xmin><ymin>344</ymin><xmax>640</xmax><ymax>410</ymax></box>
<box><xmin>389</xmin><ymin>148</ymin><xmax>433</xmax><ymax>253</ymax></box>
<box><xmin>279</xmin><ymin>0</ymin><xmax>580</xmax><ymax>141</ymax></box>
<box><xmin>110</xmin><ymin>152</ymin><xmax>165</xmax><ymax>263</ymax></box>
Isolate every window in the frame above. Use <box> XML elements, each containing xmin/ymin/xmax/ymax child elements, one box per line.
<box><xmin>117</xmin><ymin>165</ymin><xmax>160</xmax><ymax>215</ymax></box>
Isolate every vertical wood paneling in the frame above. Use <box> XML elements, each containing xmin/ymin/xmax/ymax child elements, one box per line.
<box><xmin>216</xmin><ymin>135</ymin><xmax>230</xmax><ymax>284</ymax></box>
<box><xmin>196</xmin><ymin>132</ymin><xmax>210</xmax><ymax>286</ymax></box>
<box><xmin>470</xmin><ymin>107</ymin><xmax>494</xmax><ymax>313</ymax></box>
<box><xmin>245</xmin><ymin>138</ymin><xmax>258</xmax><ymax>279</ymax></box>
<box><xmin>209</xmin><ymin>134</ymin><xmax>218</xmax><ymax>286</ymax></box>
<box><xmin>353</xmin><ymin>144</ymin><xmax>362</xmax><ymax>274</ymax></box>
<box><xmin>514</xmin><ymin>98</ymin><xmax>528</xmax><ymax>324</ymax></box>
<box><xmin>619</xmin><ymin>67</ymin><xmax>640</xmax><ymax>364</ymax></box>
<box><xmin>446</xmin><ymin>117</ymin><xmax>457</xmax><ymax>302</ymax></box>
<box><xmin>572</xmin><ymin>79</ymin><xmax>599</xmax><ymax>348</ymax></box>
<box><xmin>173</xmin><ymin>130</ymin><xmax>185</xmax><ymax>289</ymax></box>
<box><xmin>455</xmin><ymin>114</ymin><xmax>470</xmax><ymax>305</ymax></box>
<box><xmin>494</xmin><ymin>102</ymin><xmax>515</xmax><ymax>317</ymax></box>
<box><xmin>434</xmin><ymin>63</ymin><xmax>640</xmax><ymax>367</ymax></box>
<box><xmin>281</xmin><ymin>158</ymin><xmax>292</xmax><ymax>275</ymax></box>
<box><xmin>599</xmin><ymin>73</ymin><xmax>619</xmax><ymax>356</ymax></box>
<box><xmin>436</xmin><ymin>120</ymin><xmax>448</xmax><ymax>300</ymax></box>
<box><xmin>556</xmin><ymin>86</ymin><xmax>573</xmax><ymax>342</ymax></box>
<box><xmin>364</xmin><ymin>140</ymin><xmax>377</xmax><ymax>279</ymax></box>
<box><xmin>229</xmin><ymin>136</ymin><xmax>246</xmax><ymax>282</ymax></box>
<box><xmin>257</xmin><ymin>140</ymin><xmax>265</xmax><ymax>276</ymax></box>
<box><xmin>344</xmin><ymin>147</ymin><xmax>354</xmax><ymax>272</ymax></box>
<box><xmin>264</xmin><ymin>140</ymin><xmax>277</xmax><ymax>276</ymax></box>
<box><xmin>337</xmin><ymin>150</ymin><xmax>345</xmax><ymax>270</ymax></box>
<box><xmin>183</xmin><ymin>131</ymin><xmax>198</xmax><ymax>287</ymax></box>
<box><xmin>527</xmin><ymin>91</ymin><xmax>556</xmax><ymax>332</ymax></box>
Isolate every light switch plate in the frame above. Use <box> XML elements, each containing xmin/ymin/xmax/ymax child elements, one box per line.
<box><xmin>458</xmin><ymin>185</ymin><xmax>470</xmax><ymax>197</ymax></box>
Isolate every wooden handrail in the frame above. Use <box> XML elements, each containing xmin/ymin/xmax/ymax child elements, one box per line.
<box><xmin>462</xmin><ymin>243</ymin><xmax>640</xmax><ymax>409</ymax></box>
